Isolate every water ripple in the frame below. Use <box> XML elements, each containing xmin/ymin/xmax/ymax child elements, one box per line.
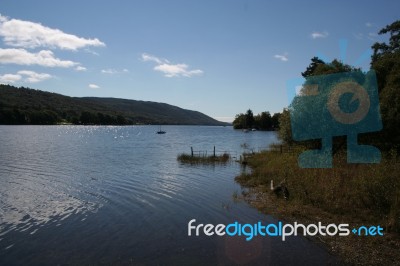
<box><xmin>0</xmin><ymin>126</ymin><xmax>339</xmax><ymax>265</ymax></box>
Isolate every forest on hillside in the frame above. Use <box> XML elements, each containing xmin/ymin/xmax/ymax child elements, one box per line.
<box><xmin>0</xmin><ymin>85</ymin><xmax>226</xmax><ymax>126</ymax></box>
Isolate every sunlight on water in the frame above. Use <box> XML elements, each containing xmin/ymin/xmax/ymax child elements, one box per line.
<box><xmin>0</xmin><ymin>126</ymin><xmax>337</xmax><ymax>265</ymax></box>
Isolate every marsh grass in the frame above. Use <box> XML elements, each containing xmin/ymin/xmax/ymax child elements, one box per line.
<box><xmin>177</xmin><ymin>153</ymin><xmax>230</xmax><ymax>164</ymax></box>
<box><xmin>235</xmin><ymin>145</ymin><xmax>400</xmax><ymax>265</ymax></box>
<box><xmin>236</xmin><ymin>146</ymin><xmax>400</xmax><ymax>231</ymax></box>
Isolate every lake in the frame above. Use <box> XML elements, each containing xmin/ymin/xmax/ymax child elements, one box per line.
<box><xmin>0</xmin><ymin>126</ymin><xmax>338</xmax><ymax>265</ymax></box>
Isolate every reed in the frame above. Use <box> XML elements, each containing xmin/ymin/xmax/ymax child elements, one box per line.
<box><xmin>177</xmin><ymin>153</ymin><xmax>230</xmax><ymax>164</ymax></box>
<box><xmin>236</xmin><ymin>146</ymin><xmax>399</xmax><ymax>232</ymax></box>
<box><xmin>235</xmin><ymin>145</ymin><xmax>400</xmax><ymax>265</ymax></box>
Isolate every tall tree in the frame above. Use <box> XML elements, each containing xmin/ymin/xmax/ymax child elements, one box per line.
<box><xmin>233</xmin><ymin>113</ymin><xmax>246</xmax><ymax>129</ymax></box>
<box><xmin>278</xmin><ymin>109</ymin><xmax>292</xmax><ymax>144</ymax></box>
<box><xmin>371</xmin><ymin>20</ymin><xmax>400</xmax><ymax>147</ymax></box>
<box><xmin>271</xmin><ymin>113</ymin><xmax>281</xmax><ymax>129</ymax></box>
<box><xmin>245</xmin><ymin>109</ymin><xmax>254</xmax><ymax>129</ymax></box>
<box><xmin>255</xmin><ymin>111</ymin><xmax>272</xmax><ymax>130</ymax></box>
<box><xmin>280</xmin><ymin>58</ymin><xmax>362</xmax><ymax>146</ymax></box>
<box><xmin>372</xmin><ymin>20</ymin><xmax>400</xmax><ymax>63</ymax></box>
<box><xmin>301</xmin><ymin>57</ymin><xmax>325</xmax><ymax>77</ymax></box>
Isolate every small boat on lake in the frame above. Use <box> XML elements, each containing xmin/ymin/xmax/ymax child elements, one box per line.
<box><xmin>156</xmin><ymin>125</ymin><xmax>166</xmax><ymax>134</ymax></box>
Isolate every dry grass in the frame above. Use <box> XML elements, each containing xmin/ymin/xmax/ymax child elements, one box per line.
<box><xmin>235</xmin><ymin>146</ymin><xmax>400</xmax><ymax>265</ymax></box>
<box><xmin>177</xmin><ymin>153</ymin><xmax>230</xmax><ymax>164</ymax></box>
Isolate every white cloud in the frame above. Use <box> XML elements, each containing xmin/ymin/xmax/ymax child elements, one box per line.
<box><xmin>274</xmin><ymin>53</ymin><xmax>288</xmax><ymax>62</ymax></box>
<box><xmin>84</xmin><ymin>49</ymin><xmax>100</xmax><ymax>56</ymax></box>
<box><xmin>17</xmin><ymin>70</ymin><xmax>51</xmax><ymax>83</ymax></box>
<box><xmin>366</xmin><ymin>22</ymin><xmax>373</xmax><ymax>27</ymax></box>
<box><xmin>101</xmin><ymin>68</ymin><xmax>129</xmax><ymax>74</ymax></box>
<box><xmin>0</xmin><ymin>70</ymin><xmax>51</xmax><ymax>84</ymax></box>
<box><xmin>141</xmin><ymin>53</ymin><xmax>164</xmax><ymax>64</ymax></box>
<box><xmin>141</xmin><ymin>53</ymin><xmax>203</xmax><ymax>78</ymax></box>
<box><xmin>0</xmin><ymin>73</ymin><xmax>21</xmax><ymax>83</ymax></box>
<box><xmin>0</xmin><ymin>48</ymin><xmax>78</xmax><ymax>67</ymax></box>
<box><xmin>311</xmin><ymin>31</ymin><xmax>329</xmax><ymax>39</ymax></box>
<box><xmin>0</xmin><ymin>14</ymin><xmax>105</xmax><ymax>50</ymax></box>
<box><xmin>154</xmin><ymin>63</ymin><xmax>203</xmax><ymax>77</ymax></box>
<box><xmin>75</xmin><ymin>66</ymin><xmax>87</xmax><ymax>71</ymax></box>
<box><xmin>354</xmin><ymin>32</ymin><xmax>377</xmax><ymax>41</ymax></box>
<box><xmin>101</xmin><ymin>69</ymin><xmax>117</xmax><ymax>74</ymax></box>
<box><xmin>0</xmin><ymin>15</ymin><xmax>7</xmax><ymax>23</ymax></box>
<box><xmin>88</xmin><ymin>83</ymin><xmax>100</xmax><ymax>89</ymax></box>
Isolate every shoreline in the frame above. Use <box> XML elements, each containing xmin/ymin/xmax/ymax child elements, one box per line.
<box><xmin>234</xmin><ymin>147</ymin><xmax>400</xmax><ymax>265</ymax></box>
<box><xmin>237</xmin><ymin>186</ymin><xmax>400</xmax><ymax>265</ymax></box>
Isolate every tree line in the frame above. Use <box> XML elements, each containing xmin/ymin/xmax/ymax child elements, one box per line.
<box><xmin>0</xmin><ymin>108</ymin><xmax>132</xmax><ymax>125</ymax></box>
<box><xmin>233</xmin><ymin>109</ymin><xmax>281</xmax><ymax>130</ymax></box>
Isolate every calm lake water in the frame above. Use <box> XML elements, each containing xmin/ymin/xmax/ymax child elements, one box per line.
<box><xmin>0</xmin><ymin>126</ymin><xmax>338</xmax><ymax>265</ymax></box>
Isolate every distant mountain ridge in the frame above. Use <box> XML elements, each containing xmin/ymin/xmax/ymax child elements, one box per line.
<box><xmin>0</xmin><ymin>84</ymin><xmax>227</xmax><ymax>126</ymax></box>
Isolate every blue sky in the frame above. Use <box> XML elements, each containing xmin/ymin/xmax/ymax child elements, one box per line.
<box><xmin>0</xmin><ymin>0</ymin><xmax>399</xmax><ymax>122</ymax></box>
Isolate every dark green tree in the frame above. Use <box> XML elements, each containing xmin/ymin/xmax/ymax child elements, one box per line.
<box><xmin>255</xmin><ymin>111</ymin><xmax>272</xmax><ymax>130</ymax></box>
<box><xmin>371</xmin><ymin>20</ymin><xmax>400</xmax><ymax>148</ymax></box>
<box><xmin>233</xmin><ymin>113</ymin><xmax>246</xmax><ymax>129</ymax></box>
<box><xmin>271</xmin><ymin>112</ymin><xmax>281</xmax><ymax>129</ymax></box>
<box><xmin>280</xmin><ymin>58</ymin><xmax>363</xmax><ymax>146</ymax></box>
<box><xmin>245</xmin><ymin>109</ymin><xmax>254</xmax><ymax>129</ymax></box>
<box><xmin>372</xmin><ymin>20</ymin><xmax>400</xmax><ymax>63</ymax></box>
<box><xmin>278</xmin><ymin>109</ymin><xmax>292</xmax><ymax>144</ymax></box>
<box><xmin>116</xmin><ymin>115</ymin><xmax>126</xmax><ymax>125</ymax></box>
<box><xmin>301</xmin><ymin>57</ymin><xmax>325</xmax><ymax>77</ymax></box>
<box><xmin>80</xmin><ymin>111</ymin><xmax>99</xmax><ymax>125</ymax></box>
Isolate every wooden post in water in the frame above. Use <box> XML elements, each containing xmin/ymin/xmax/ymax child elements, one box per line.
<box><xmin>191</xmin><ymin>147</ymin><xmax>193</xmax><ymax>157</ymax></box>
<box><xmin>213</xmin><ymin>146</ymin><xmax>216</xmax><ymax>157</ymax></box>
<box><xmin>280</xmin><ymin>145</ymin><xmax>283</xmax><ymax>154</ymax></box>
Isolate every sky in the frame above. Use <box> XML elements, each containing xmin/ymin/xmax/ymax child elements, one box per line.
<box><xmin>0</xmin><ymin>0</ymin><xmax>399</xmax><ymax>122</ymax></box>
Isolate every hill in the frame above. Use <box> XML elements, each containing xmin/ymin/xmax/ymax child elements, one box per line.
<box><xmin>0</xmin><ymin>84</ymin><xmax>226</xmax><ymax>126</ymax></box>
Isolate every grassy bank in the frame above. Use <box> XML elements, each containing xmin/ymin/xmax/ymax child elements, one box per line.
<box><xmin>235</xmin><ymin>145</ymin><xmax>400</xmax><ymax>265</ymax></box>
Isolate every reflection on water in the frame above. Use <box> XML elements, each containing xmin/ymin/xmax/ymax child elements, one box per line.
<box><xmin>0</xmin><ymin>126</ymin><xmax>338</xmax><ymax>265</ymax></box>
